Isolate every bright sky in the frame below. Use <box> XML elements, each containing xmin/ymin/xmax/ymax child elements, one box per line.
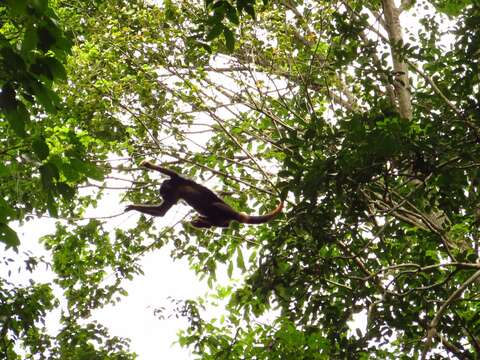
<box><xmin>93</xmin><ymin>243</ymin><xmax>205</xmax><ymax>359</ymax></box>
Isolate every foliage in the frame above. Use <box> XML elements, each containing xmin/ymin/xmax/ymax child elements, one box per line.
<box><xmin>1</xmin><ymin>0</ymin><xmax>480</xmax><ymax>359</ymax></box>
<box><xmin>0</xmin><ymin>0</ymin><xmax>104</xmax><ymax>249</ymax></box>
<box><xmin>0</xmin><ymin>0</ymin><xmax>133</xmax><ymax>358</ymax></box>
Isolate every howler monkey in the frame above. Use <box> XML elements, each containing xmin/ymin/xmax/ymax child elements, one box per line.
<box><xmin>125</xmin><ymin>160</ymin><xmax>283</xmax><ymax>228</ymax></box>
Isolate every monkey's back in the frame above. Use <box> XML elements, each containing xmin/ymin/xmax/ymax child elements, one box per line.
<box><xmin>178</xmin><ymin>178</ymin><xmax>236</xmax><ymax>217</ymax></box>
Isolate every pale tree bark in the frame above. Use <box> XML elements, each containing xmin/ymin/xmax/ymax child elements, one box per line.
<box><xmin>381</xmin><ymin>0</ymin><xmax>412</xmax><ymax>120</ymax></box>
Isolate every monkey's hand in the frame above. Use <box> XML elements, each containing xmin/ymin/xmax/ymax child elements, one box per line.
<box><xmin>124</xmin><ymin>204</ymin><xmax>136</xmax><ymax>212</ymax></box>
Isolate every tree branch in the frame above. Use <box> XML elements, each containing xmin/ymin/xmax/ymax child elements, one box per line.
<box><xmin>421</xmin><ymin>269</ymin><xmax>480</xmax><ymax>359</ymax></box>
<box><xmin>380</xmin><ymin>0</ymin><xmax>412</xmax><ymax>119</ymax></box>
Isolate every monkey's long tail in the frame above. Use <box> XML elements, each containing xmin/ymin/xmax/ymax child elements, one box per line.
<box><xmin>240</xmin><ymin>202</ymin><xmax>283</xmax><ymax>224</ymax></box>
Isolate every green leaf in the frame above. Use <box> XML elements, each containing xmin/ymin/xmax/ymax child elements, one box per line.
<box><xmin>0</xmin><ymin>198</ymin><xmax>16</xmax><ymax>223</ymax></box>
<box><xmin>236</xmin><ymin>0</ymin><xmax>246</xmax><ymax>12</ymax></box>
<box><xmin>196</xmin><ymin>41</ymin><xmax>212</xmax><ymax>53</ymax></box>
<box><xmin>32</xmin><ymin>0</ymin><xmax>48</xmax><ymax>13</ymax></box>
<box><xmin>206</xmin><ymin>23</ymin><xmax>224</xmax><ymax>41</ymax></box>
<box><xmin>223</xmin><ymin>27</ymin><xmax>235</xmax><ymax>52</ymax></box>
<box><xmin>0</xmin><ymin>84</ymin><xmax>17</xmax><ymax>111</ymax></box>
<box><xmin>227</xmin><ymin>261</ymin><xmax>233</xmax><ymax>278</ymax></box>
<box><xmin>39</xmin><ymin>162</ymin><xmax>60</xmax><ymax>190</ymax></box>
<box><xmin>37</xmin><ymin>26</ymin><xmax>56</xmax><ymax>51</ymax></box>
<box><xmin>236</xmin><ymin>247</ymin><xmax>245</xmax><ymax>271</ymax></box>
<box><xmin>5</xmin><ymin>103</ymin><xmax>29</xmax><ymax>138</ymax></box>
<box><xmin>32</xmin><ymin>135</ymin><xmax>50</xmax><ymax>160</ymax></box>
<box><xmin>56</xmin><ymin>182</ymin><xmax>75</xmax><ymax>200</ymax></box>
<box><xmin>433</xmin><ymin>0</ymin><xmax>469</xmax><ymax>16</ymax></box>
<box><xmin>243</xmin><ymin>4</ymin><xmax>256</xmax><ymax>19</ymax></box>
<box><xmin>225</xmin><ymin>3</ymin><xmax>239</xmax><ymax>25</ymax></box>
<box><xmin>44</xmin><ymin>57</ymin><xmax>68</xmax><ymax>82</ymax></box>
<box><xmin>31</xmin><ymin>56</ymin><xmax>68</xmax><ymax>82</ymax></box>
<box><xmin>0</xmin><ymin>47</ymin><xmax>27</xmax><ymax>72</ymax></box>
<box><xmin>22</xmin><ymin>26</ymin><xmax>38</xmax><ymax>54</ymax></box>
<box><xmin>29</xmin><ymin>80</ymin><xmax>58</xmax><ymax>112</ymax></box>
<box><xmin>54</xmin><ymin>156</ymin><xmax>81</xmax><ymax>182</ymax></box>
<box><xmin>82</xmin><ymin>162</ymin><xmax>105</xmax><ymax>181</ymax></box>
<box><xmin>46</xmin><ymin>192</ymin><xmax>58</xmax><ymax>217</ymax></box>
<box><xmin>5</xmin><ymin>0</ymin><xmax>27</xmax><ymax>16</ymax></box>
<box><xmin>211</xmin><ymin>0</ymin><xmax>227</xmax><ymax>16</ymax></box>
<box><xmin>0</xmin><ymin>223</ymin><xmax>20</xmax><ymax>249</ymax></box>
<box><xmin>0</xmin><ymin>163</ymin><xmax>10</xmax><ymax>177</ymax></box>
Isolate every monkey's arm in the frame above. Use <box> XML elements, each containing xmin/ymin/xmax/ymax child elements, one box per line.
<box><xmin>125</xmin><ymin>199</ymin><xmax>176</xmax><ymax>217</ymax></box>
<box><xmin>140</xmin><ymin>160</ymin><xmax>180</xmax><ymax>178</ymax></box>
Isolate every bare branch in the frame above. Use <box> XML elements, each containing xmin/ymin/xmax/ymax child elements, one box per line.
<box><xmin>380</xmin><ymin>0</ymin><xmax>412</xmax><ymax>119</ymax></box>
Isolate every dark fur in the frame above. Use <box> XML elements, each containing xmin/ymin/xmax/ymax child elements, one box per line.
<box><xmin>125</xmin><ymin>161</ymin><xmax>282</xmax><ymax>228</ymax></box>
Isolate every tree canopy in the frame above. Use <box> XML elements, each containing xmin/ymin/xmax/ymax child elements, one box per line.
<box><xmin>1</xmin><ymin>0</ymin><xmax>479</xmax><ymax>359</ymax></box>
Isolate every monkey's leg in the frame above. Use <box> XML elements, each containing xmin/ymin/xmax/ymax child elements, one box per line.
<box><xmin>125</xmin><ymin>199</ymin><xmax>175</xmax><ymax>217</ymax></box>
<box><xmin>190</xmin><ymin>216</ymin><xmax>213</xmax><ymax>228</ymax></box>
